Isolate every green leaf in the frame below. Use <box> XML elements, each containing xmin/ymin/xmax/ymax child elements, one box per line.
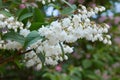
<box><xmin>61</xmin><ymin>5</ymin><xmax>77</xmax><ymax>15</ymax></box>
<box><xmin>24</xmin><ymin>31</ymin><xmax>43</xmax><ymax>48</ymax></box>
<box><xmin>0</xmin><ymin>0</ymin><xmax>2</xmax><ymax>8</ymax></box>
<box><xmin>2</xmin><ymin>32</ymin><xmax>25</xmax><ymax>45</ymax></box>
<box><xmin>62</xmin><ymin>0</ymin><xmax>75</xmax><ymax>9</ymax></box>
<box><xmin>25</xmin><ymin>31</ymin><xmax>40</xmax><ymax>41</ymax></box>
<box><xmin>14</xmin><ymin>59</ymin><xmax>24</xmax><ymax>69</ymax></box>
<box><xmin>71</xmin><ymin>75</ymin><xmax>81</xmax><ymax>80</ymax></box>
<box><xmin>92</xmin><ymin>59</ymin><xmax>104</xmax><ymax>68</ymax></box>
<box><xmin>70</xmin><ymin>68</ymin><xmax>82</xmax><ymax>79</ymax></box>
<box><xmin>19</xmin><ymin>13</ymin><xmax>33</xmax><ymax>21</ymax></box>
<box><xmin>29</xmin><ymin>22</ymin><xmax>48</xmax><ymax>30</ymax></box>
<box><xmin>59</xmin><ymin>42</ymin><xmax>65</xmax><ymax>59</ymax></box>
<box><xmin>0</xmin><ymin>11</ymin><xmax>12</xmax><ymax>17</ymax></box>
<box><xmin>38</xmin><ymin>51</ymin><xmax>45</xmax><ymax>66</ymax></box>
<box><xmin>17</xmin><ymin>8</ymin><xmax>28</xmax><ymax>20</ymax></box>
<box><xmin>33</xmin><ymin>8</ymin><xmax>45</xmax><ymax>22</ymax></box>
<box><xmin>87</xmin><ymin>74</ymin><xmax>101</xmax><ymax>80</ymax></box>
<box><xmin>82</xmin><ymin>59</ymin><xmax>92</xmax><ymax>69</ymax></box>
<box><xmin>11</xmin><ymin>0</ymin><xmax>21</xmax><ymax>4</ymax></box>
<box><xmin>43</xmin><ymin>73</ymin><xmax>56</xmax><ymax>80</ymax></box>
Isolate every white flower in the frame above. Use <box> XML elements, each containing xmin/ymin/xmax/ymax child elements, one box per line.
<box><xmin>103</xmin><ymin>38</ymin><xmax>108</xmax><ymax>44</ymax></box>
<box><xmin>6</xmin><ymin>17</ymin><xmax>14</xmax><ymax>22</ymax></box>
<box><xmin>35</xmin><ymin>64</ymin><xmax>42</xmax><ymax>70</ymax></box>
<box><xmin>4</xmin><ymin>40</ymin><xmax>22</xmax><ymax>50</ymax></box>
<box><xmin>64</xmin><ymin>55</ymin><xmax>68</xmax><ymax>60</ymax></box>
<box><xmin>26</xmin><ymin>59</ymin><xmax>35</xmax><ymax>67</ymax></box>
<box><xmin>0</xmin><ymin>14</ymin><xmax>5</xmax><ymax>20</ymax></box>
<box><xmin>53</xmin><ymin>9</ymin><xmax>60</xmax><ymax>17</ymax></box>
<box><xmin>25</xmin><ymin>51</ymin><xmax>42</xmax><ymax>69</ymax></box>
<box><xmin>108</xmin><ymin>40</ymin><xmax>112</xmax><ymax>45</ymax></box>
<box><xmin>0</xmin><ymin>14</ymin><xmax>24</xmax><ymax>32</ymax></box>
<box><xmin>20</xmin><ymin>29</ymin><xmax>30</xmax><ymax>37</ymax></box>
<box><xmin>62</xmin><ymin>18</ymin><xmax>71</xmax><ymax>28</ymax></box>
<box><xmin>45</xmin><ymin>57</ymin><xmax>58</xmax><ymax>65</ymax></box>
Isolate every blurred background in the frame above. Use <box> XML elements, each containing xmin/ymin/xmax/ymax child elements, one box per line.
<box><xmin>0</xmin><ymin>0</ymin><xmax>120</xmax><ymax>80</ymax></box>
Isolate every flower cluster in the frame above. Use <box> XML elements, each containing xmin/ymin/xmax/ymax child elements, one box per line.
<box><xmin>36</xmin><ymin>0</ymin><xmax>56</xmax><ymax>4</ymax></box>
<box><xmin>24</xmin><ymin>50</ymin><xmax>42</xmax><ymax>70</ymax></box>
<box><xmin>0</xmin><ymin>5</ymin><xmax>111</xmax><ymax>70</ymax></box>
<box><xmin>19</xmin><ymin>0</ymin><xmax>56</xmax><ymax>8</ymax></box>
<box><xmin>0</xmin><ymin>14</ymin><xmax>24</xmax><ymax>50</ymax></box>
<box><xmin>0</xmin><ymin>14</ymin><xmax>23</xmax><ymax>32</ymax></box>
<box><xmin>24</xmin><ymin>5</ymin><xmax>111</xmax><ymax>70</ymax></box>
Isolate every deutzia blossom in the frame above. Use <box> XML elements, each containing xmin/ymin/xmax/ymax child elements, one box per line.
<box><xmin>0</xmin><ymin>14</ymin><xmax>24</xmax><ymax>50</ymax></box>
<box><xmin>0</xmin><ymin>14</ymin><xmax>23</xmax><ymax>31</ymax></box>
<box><xmin>3</xmin><ymin>40</ymin><xmax>22</xmax><ymax>50</ymax></box>
<box><xmin>24</xmin><ymin>51</ymin><xmax>42</xmax><ymax>68</ymax></box>
<box><xmin>0</xmin><ymin>5</ymin><xmax>111</xmax><ymax>70</ymax></box>
<box><xmin>22</xmin><ymin>5</ymin><xmax>111</xmax><ymax>70</ymax></box>
<box><xmin>20</xmin><ymin>29</ymin><xmax>30</xmax><ymax>37</ymax></box>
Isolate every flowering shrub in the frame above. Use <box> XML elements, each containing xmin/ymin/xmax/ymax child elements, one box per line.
<box><xmin>1</xmin><ymin>0</ymin><xmax>120</xmax><ymax>80</ymax></box>
<box><xmin>0</xmin><ymin>0</ymin><xmax>112</xmax><ymax>71</ymax></box>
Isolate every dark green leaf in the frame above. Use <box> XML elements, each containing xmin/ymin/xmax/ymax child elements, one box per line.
<box><xmin>61</xmin><ymin>5</ymin><xmax>77</xmax><ymax>15</ymax></box>
<box><xmin>24</xmin><ymin>31</ymin><xmax>43</xmax><ymax>48</ymax></box>
<box><xmin>92</xmin><ymin>60</ymin><xmax>104</xmax><ymax>68</ymax></box>
<box><xmin>87</xmin><ymin>74</ymin><xmax>101</xmax><ymax>80</ymax></box>
<box><xmin>19</xmin><ymin>13</ymin><xmax>33</xmax><ymax>21</ymax></box>
<box><xmin>33</xmin><ymin>8</ymin><xmax>45</xmax><ymax>22</ymax></box>
<box><xmin>0</xmin><ymin>11</ymin><xmax>12</xmax><ymax>17</ymax></box>
<box><xmin>43</xmin><ymin>73</ymin><xmax>56</xmax><ymax>80</ymax></box>
<box><xmin>11</xmin><ymin>0</ymin><xmax>21</xmax><ymax>4</ymax></box>
<box><xmin>0</xmin><ymin>0</ymin><xmax>2</xmax><ymax>8</ymax></box>
<box><xmin>38</xmin><ymin>51</ymin><xmax>45</xmax><ymax>66</ymax></box>
<box><xmin>17</xmin><ymin>8</ymin><xmax>29</xmax><ymax>20</ymax></box>
<box><xmin>59</xmin><ymin>42</ymin><xmax>65</xmax><ymax>59</ymax></box>
<box><xmin>25</xmin><ymin>31</ymin><xmax>39</xmax><ymax>41</ymax></box>
<box><xmin>14</xmin><ymin>59</ymin><xmax>23</xmax><ymax>69</ymax></box>
<box><xmin>29</xmin><ymin>22</ymin><xmax>48</xmax><ymax>30</ymax></box>
<box><xmin>82</xmin><ymin>59</ymin><xmax>92</xmax><ymax>69</ymax></box>
<box><xmin>70</xmin><ymin>68</ymin><xmax>82</xmax><ymax>78</ymax></box>
<box><xmin>3</xmin><ymin>32</ymin><xmax>25</xmax><ymax>45</ymax></box>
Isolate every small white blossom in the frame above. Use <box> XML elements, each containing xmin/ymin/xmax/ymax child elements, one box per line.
<box><xmin>20</xmin><ymin>29</ymin><xmax>30</xmax><ymax>37</ymax></box>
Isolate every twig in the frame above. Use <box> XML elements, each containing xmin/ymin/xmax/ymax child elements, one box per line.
<box><xmin>0</xmin><ymin>49</ymin><xmax>33</xmax><ymax>65</ymax></box>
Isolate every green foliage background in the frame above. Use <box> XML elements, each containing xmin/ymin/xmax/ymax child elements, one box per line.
<box><xmin>0</xmin><ymin>0</ymin><xmax>120</xmax><ymax>80</ymax></box>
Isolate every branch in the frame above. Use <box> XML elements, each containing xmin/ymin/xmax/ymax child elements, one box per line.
<box><xmin>0</xmin><ymin>49</ymin><xmax>33</xmax><ymax>65</ymax></box>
